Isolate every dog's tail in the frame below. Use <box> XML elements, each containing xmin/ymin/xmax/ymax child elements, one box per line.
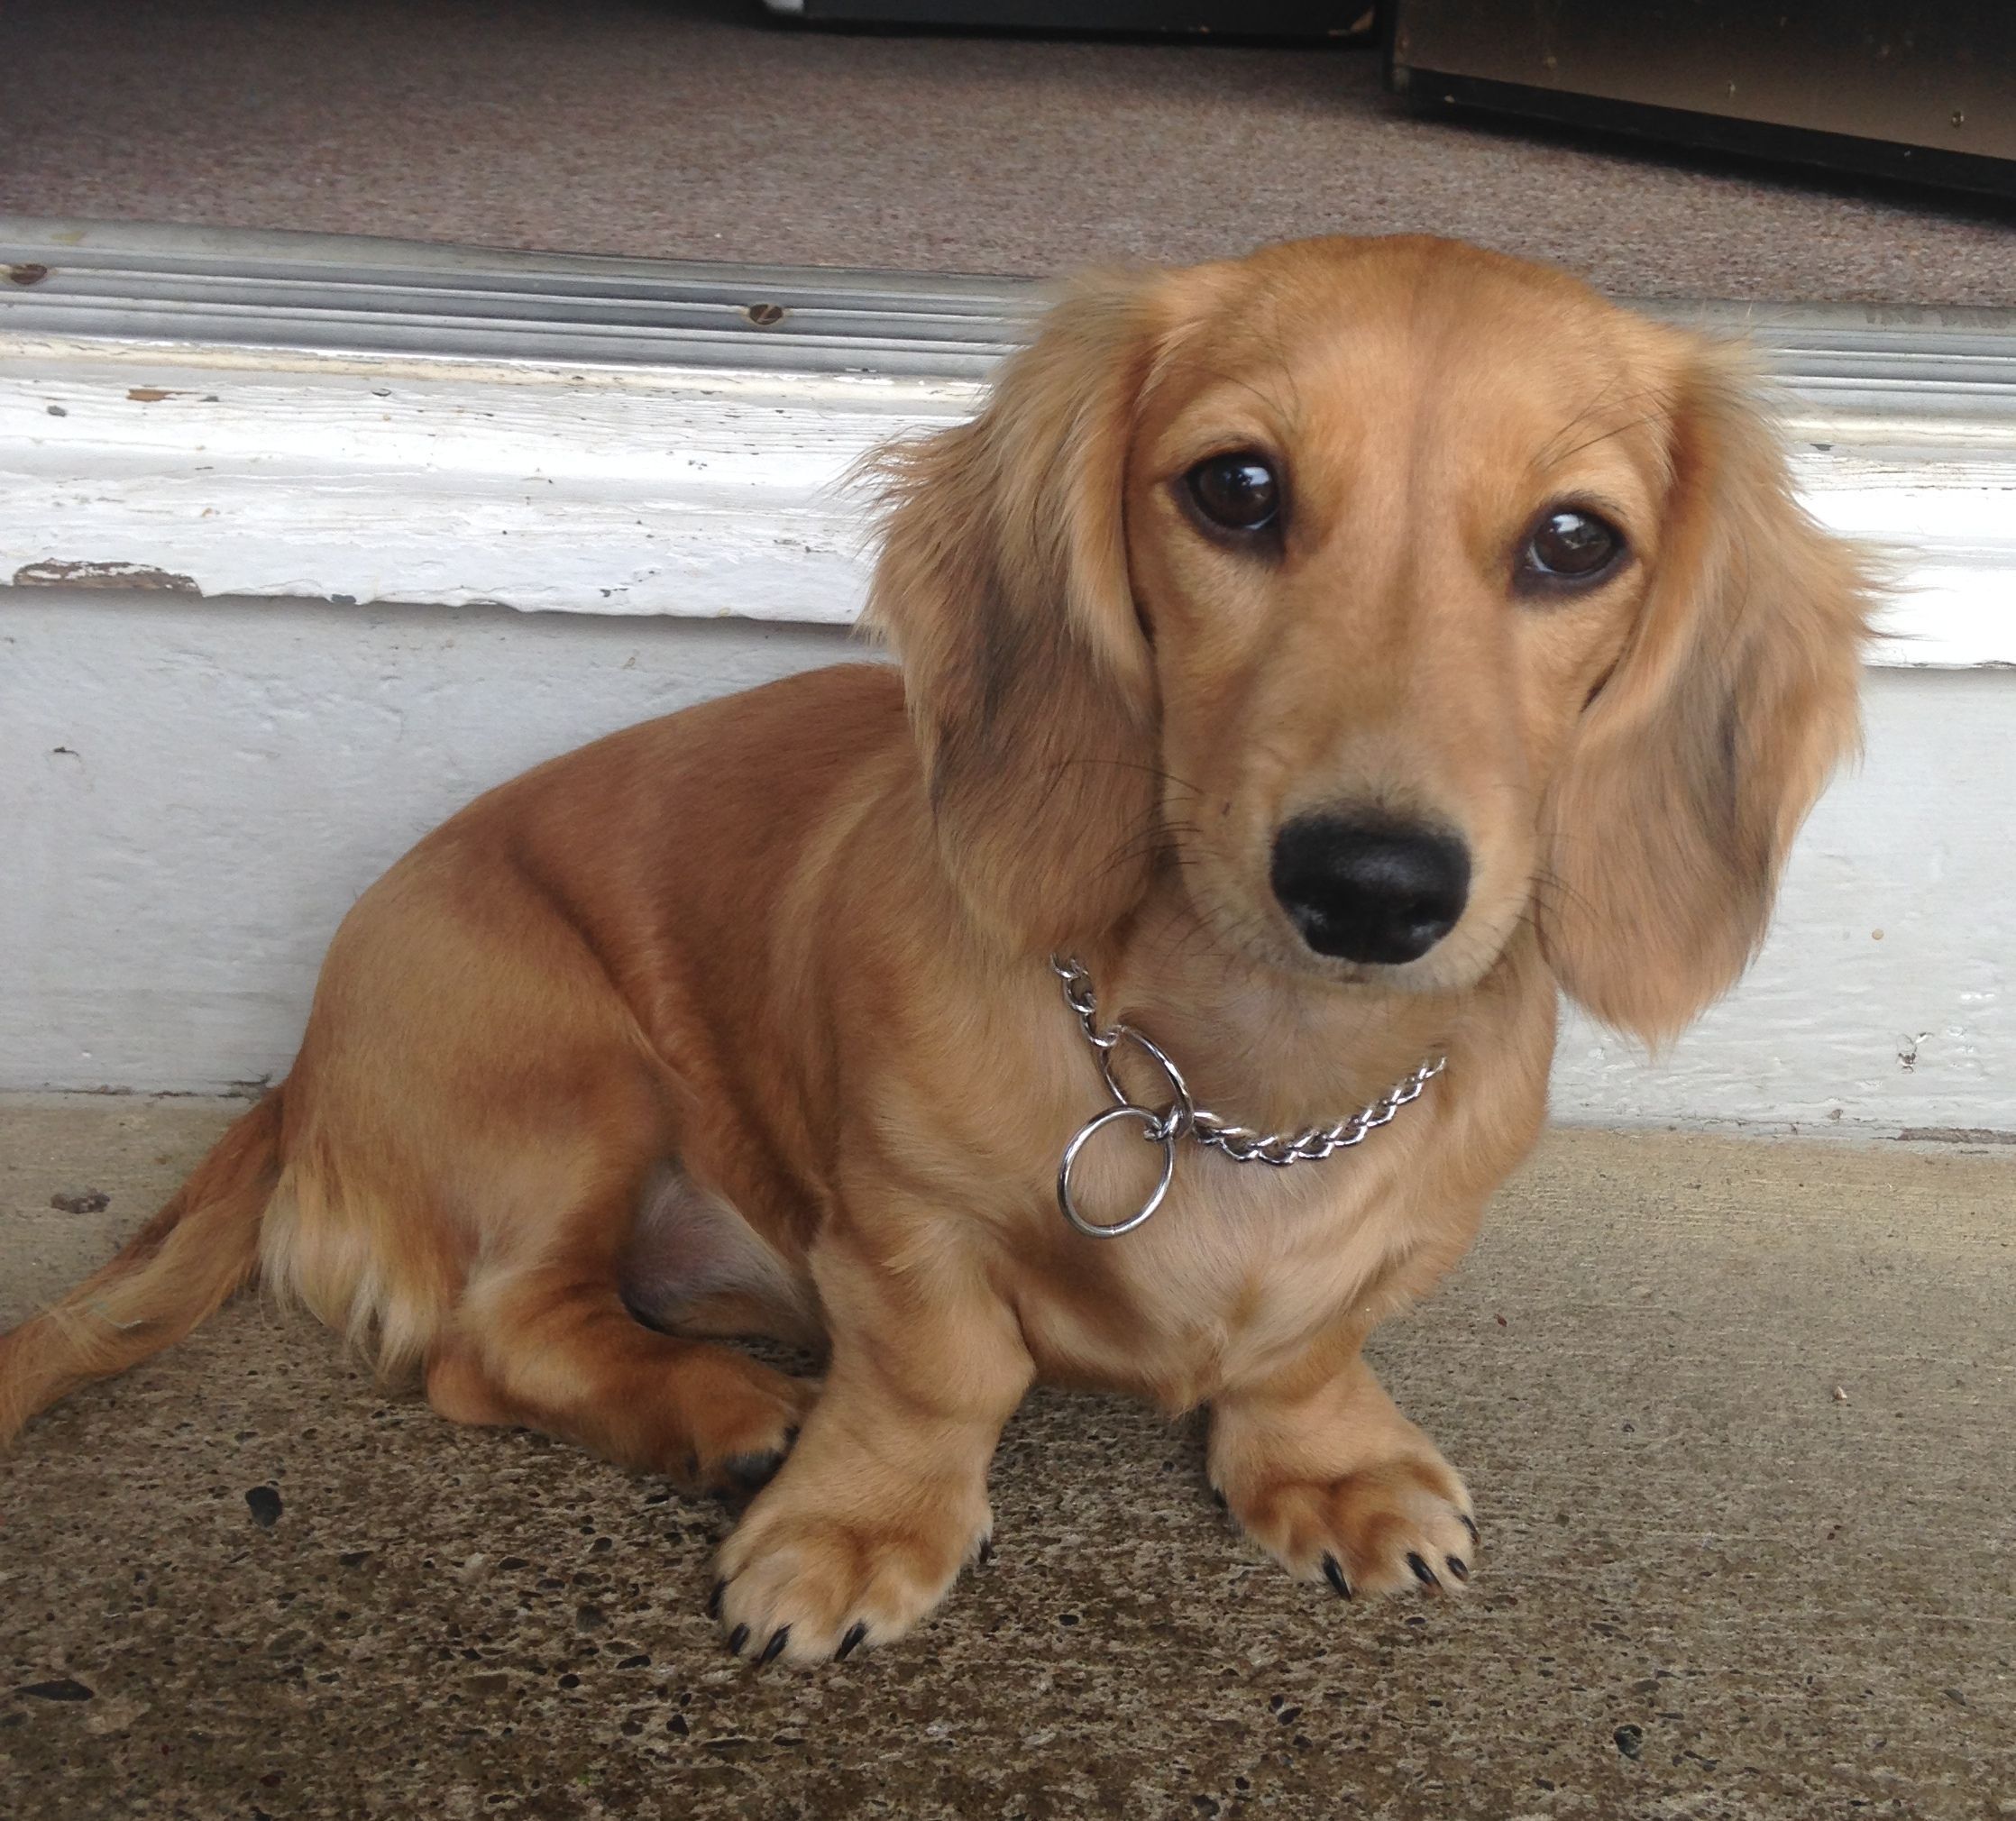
<box><xmin>0</xmin><ymin>1089</ymin><xmax>284</xmax><ymax>1448</ymax></box>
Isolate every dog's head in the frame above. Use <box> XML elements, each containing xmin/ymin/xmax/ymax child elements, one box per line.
<box><xmin>868</xmin><ymin>236</ymin><xmax>1874</xmax><ymax>1043</ymax></box>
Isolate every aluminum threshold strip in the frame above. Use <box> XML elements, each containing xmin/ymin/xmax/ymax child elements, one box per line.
<box><xmin>7</xmin><ymin>215</ymin><xmax>2016</xmax><ymax>415</ymax></box>
<box><xmin>2</xmin><ymin>217</ymin><xmax>1030</xmax><ymax>379</ymax></box>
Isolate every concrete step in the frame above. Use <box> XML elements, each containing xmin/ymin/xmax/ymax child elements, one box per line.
<box><xmin>4</xmin><ymin>1095</ymin><xmax>2010</xmax><ymax>1817</ymax></box>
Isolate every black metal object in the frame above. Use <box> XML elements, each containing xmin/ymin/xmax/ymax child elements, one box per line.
<box><xmin>1386</xmin><ymin>2</ymin><xmax>2016</xmax><ymax>200</ymax></box>
<box><xmin>765</xmin><ymin>0</ymin><xmax>1374</xmax><ymax>39</ymax></box>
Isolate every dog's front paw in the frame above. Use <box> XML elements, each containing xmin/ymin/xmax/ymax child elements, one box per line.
<box><xmin>710</xmin><ymin>1468</ymin><xmax>992</xmax><ymax>1666</ymax></box>
<box><xmin>1220</xmin><ymin>1448</ymin><xmax>1477</xmax><ymax>1598</ymax></box>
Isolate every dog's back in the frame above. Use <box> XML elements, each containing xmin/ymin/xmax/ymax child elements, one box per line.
<box><xmin>0</xmin><ymin>663</ymin><xmax>911</xmax><ymax>1451</ymax></box>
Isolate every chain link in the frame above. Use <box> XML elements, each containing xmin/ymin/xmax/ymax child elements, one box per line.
<box><xmin>1049</xmin><ymin>955</ymin><xmax>1445</xmax><ymax>1233</ymax></box>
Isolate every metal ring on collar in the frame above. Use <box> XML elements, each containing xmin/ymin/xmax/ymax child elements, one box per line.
<box><xmin>1096</xmin><ymin>1023</ymin><xmax>1196</xmax><ymax>1143</ymax></box>
<box><xmin>1056</xmin><ymin>1104</ymin><xmax>1179</xmax><ymax>1240</ymax></box>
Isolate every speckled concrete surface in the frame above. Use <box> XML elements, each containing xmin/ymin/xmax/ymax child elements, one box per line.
<box><xmin>1</xmin><ymin>0</ymin><xmax>2011</xmax><ymax>305</ymax></box>
<box><xmin>2</xmin><ymin>1097</ymin><xmax>2011</xmax><ymax>1819</ymax></box>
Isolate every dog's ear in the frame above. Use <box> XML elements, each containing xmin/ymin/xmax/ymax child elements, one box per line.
<box><xmin>1538</xmin><ymin>338</ymin><xmax>1876</xmax><ymax>1044</ymax></box>
<box><xmin>866</xmin><ymin>269</ymin><xmax>1177</xmax><ymax>953</ymax></box>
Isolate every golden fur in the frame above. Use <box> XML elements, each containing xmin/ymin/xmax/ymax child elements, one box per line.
<box><xmin>0</xmin><ymin>236</ymin><xmax>1873</xmax><ymax>1665</ymax></box>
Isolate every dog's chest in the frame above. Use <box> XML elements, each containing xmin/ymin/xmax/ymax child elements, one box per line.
<box><xmin>1017</xmin><ymin>1147</ymin><xmax>1419</xmax><ymax>1406</ymax></box>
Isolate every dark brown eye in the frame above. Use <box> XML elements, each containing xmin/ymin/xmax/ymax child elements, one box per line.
<box><xmin>1521</xmin><ymin>507</ymin><xmax>1625</xmax><ymax>588</ymax></box>
<box><xmin>1186</xmin><ymin>453</ymin><xmax>1280</xmax><ymax>535</ymax></box>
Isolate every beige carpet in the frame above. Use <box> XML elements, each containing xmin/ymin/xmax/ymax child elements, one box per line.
<box><xmin>2</xmin><ymin>0</ymin><xmax>2012</xmax><ymax>305</ymax></box>
<box><xmin>3</xmin><ymin>1095</ymin><xmax>2010</xmax><ymax>1819</ymax></box>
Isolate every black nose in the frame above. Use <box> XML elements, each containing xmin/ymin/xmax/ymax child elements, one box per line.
<box><xmin>1269</xmin><ymin>815</ymin><xmax>1471</xmax><ymax>965</ymax></box>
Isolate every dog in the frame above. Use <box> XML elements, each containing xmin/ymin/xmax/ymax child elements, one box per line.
<box><xmin>0</xmin><ymin>234</ymin><xmax>1872</xmax><ymax>1666</ymax></box>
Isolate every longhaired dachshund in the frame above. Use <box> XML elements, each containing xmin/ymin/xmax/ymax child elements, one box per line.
<box><xmin>0</xmin><ymin>236</ymin><xmax>1872</xmax><ymax>1665</ymax></box>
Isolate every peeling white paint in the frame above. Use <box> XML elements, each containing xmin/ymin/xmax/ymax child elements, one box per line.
<box><xmin>3</xmin><ymin>337</ymin><xmax>2013</xmax><ymax>664</ymax></box>
<box><xmin>1</xmin><ymin>590</ymin><xmax>2009</xmax><ymax>1131</ymax></box>
<box><xmin>0</xmin><ymin>340</ymin><xmax>967</xmax><ymax>624</ymax></box>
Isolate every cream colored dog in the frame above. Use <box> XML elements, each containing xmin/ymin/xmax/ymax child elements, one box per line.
<box><xmin>1</xmin><ymin>235</ymin><xmax>1871</xmax><ymax>1667</ymax></box>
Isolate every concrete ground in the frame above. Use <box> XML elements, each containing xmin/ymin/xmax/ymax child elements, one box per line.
<box><xmin>1</xmin><ymin>1098</ymin><xmax>2010</xmax><ymax>1819</ymax></box>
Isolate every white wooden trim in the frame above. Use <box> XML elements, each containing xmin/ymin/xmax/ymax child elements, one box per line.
<box><xmin>1</xmin><ymin>340</ymin><xmax>963</xmax><ymax>625</ymax></box>
<box><xmin>4</xmin><ymin>217</ymin><xmax>2014</xmax><ymax>665</ymax></box>
<box><xmin>2</xmin><ymin>334</ymin><xmax>2011</xmax><ymax>665</ymax></box>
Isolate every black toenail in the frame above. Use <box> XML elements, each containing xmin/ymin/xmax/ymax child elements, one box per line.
<box><xmin>978</xmin><ymin>1536</ymin><xmax>995</xmax><ymax>1565</ymax></box>
<box><xmin>836</xmin><ymin>1621</ymin><xmax>867</xmax><ymax>1661</ymax></box>
<box><xmin>1209</xmin><ymin>1486</ymin><xmax>1228</xmax><ymax>1509</ymax></box>
<box><xmin>728</xmin><ymin>1624</ymin><xmax>749</xmax><ymax>1654</ymax></box>
<box><xmin>707</xmin><ymin>1579</ymin><xmax>727</xmax><ymax>1618</ymax></box>
<box><xmin>1322</xmin><ymin>1553</ymin><xmax>1353</xmax><ymax>1600</ymax></box>
<box><xmin>757</xmin><ymin>1627</ymin><xmax>791</xmax><ymax>1666</ymax></box>
<box><xmin>1461</xmin><ymin>1513</ymin><xmax>1480</xmax><ymax>1544</ymax></box>
<box><xmin>1407</xmin><ymin>1551</ymin><xmax>1440</xmax><ymax>1588</ymax></box>
<box><xmin>1446</xmin><ymin>1556</ymin><xmax>1470</xmax><ymax>1581</ymax></box>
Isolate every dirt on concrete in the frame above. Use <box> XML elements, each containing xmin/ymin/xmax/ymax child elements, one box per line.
<box><xmin>2</xmin><ymin>1096</ymin><xmax>2011</xmax><ymax>1820</ymax></box>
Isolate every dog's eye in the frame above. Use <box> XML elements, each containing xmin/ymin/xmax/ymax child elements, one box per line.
<box><xmin>1186</xmin><ymin>453</ymin><xmax>1280</xmax><ymax>535</ymax></box>
<box><xmin>1520</xmin><ymin>508</ymin><xmax>1625</xmax><ymax>588</ymax></box>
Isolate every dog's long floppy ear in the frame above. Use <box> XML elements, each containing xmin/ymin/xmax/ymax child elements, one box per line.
<box><xmin>1538</xmin><ymin>337</ymin><xmax>1877</xmax><ymax>1044</ymax></box>
<box><xmin>866</xmin><ymin>269</ymin><xmax>1177</xmax><ymax>953</ymax></box>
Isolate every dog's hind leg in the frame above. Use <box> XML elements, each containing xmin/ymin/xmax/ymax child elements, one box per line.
<box><xmin>426</xmin><ymin>1238</ymin><xmax>814</xmax><ymax>1494</ymax></box>
<box><xmin>274</xmin><ymin>846</ymin><xmax>818</xmax><ymax>1493</ymax></box>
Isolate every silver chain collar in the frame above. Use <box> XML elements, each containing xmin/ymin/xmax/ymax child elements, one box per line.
<box><xmin>1049</xmin><ymin>955</ymin><xmax>1447</xmax><ymax>1240</ymax></box>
